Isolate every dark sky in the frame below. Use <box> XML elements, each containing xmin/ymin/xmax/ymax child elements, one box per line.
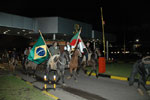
<box><xmin>0</xmin><ymin>0</ymin><xmax>150</xmax><ymax>42</ymax></box>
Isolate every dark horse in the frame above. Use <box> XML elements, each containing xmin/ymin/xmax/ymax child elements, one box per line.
<box><xmin>21</xmin><ymin>55</ymin><xmax>47</xmax><ymax>76</ymax></box>
<box><xmin>21</xmin><ymin>56</ymin><xmax>38</xmax><ymax>76</ymax></box>
<box><xmin>129</xmin><ymin>56</ymin><xmax>150</xmax><ymax>94</ymax></box>
<box><xmin>78</xmin><ymin>48</ymin><xmax>100</xmax><ymax>77</ymax></box>
<box><xmin>46</xmin><ymin>51</ymin><xmax>70</xmax><ymax>84</ymax></box>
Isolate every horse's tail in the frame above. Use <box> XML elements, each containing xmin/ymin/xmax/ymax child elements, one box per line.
<box><xmin>129</xmin><ymin>60</ymin><xmax>141</xmax><ymax>86</ymax></box>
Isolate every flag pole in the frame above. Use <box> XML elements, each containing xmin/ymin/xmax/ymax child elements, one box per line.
<box><xmin>39</xmin><ymin>30</ymin><xmax>52</xmax><ymax>57</ymax></box>
<box><xmin>101</xmin><ymin>7</ymin><xmax>106</xmax><ymax>57</ymax></box>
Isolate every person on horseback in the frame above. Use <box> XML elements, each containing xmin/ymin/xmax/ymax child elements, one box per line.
<box><xmin>64</xmin><ymin>41</ymin><xmax>71</xmax><ymax>53</ymax></box>
<box><xmin>48</xmin><ymin>42</ymin><xmax>60</xmax><ymax>70</ymax></box>
<box><xmin>64</xmin><ymin>41</ymin><xmax>72</xmax><ymax>65</ymax></box>
<box><xmin>49</xmin><ymin>42</ymin><xmax>60</xmax><ymax>56</ymax></box>
<box><xmin>9</xmin><ymin>48</ymin><xmax>18</xmax><ymax>67</ymax></box>
<box><xmin>83</xmin><ymin>42</ymin><xmax>92</xmax><ymax>66</ymax></box>
<box><xmin>23</xmin><ymin>47</ymin><xmax>31</xmax><ymax>61</ymax></box>
<box><xmin>11</xmin><ymin>48</ymin><xmax>18</xmax><ymax>59</ymax></box>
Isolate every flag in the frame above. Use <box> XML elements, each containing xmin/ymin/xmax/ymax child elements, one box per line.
<box><xmin>78</xmin><ymin>36</ymin><xmax>86</xmax><ymax>53</ymax></box>
<box><xmin>28</xmin><ymin>35</ymin><xmax>49</xmax><ymax>64</ymax></box>
<box><xmin>70</xmin><ymin>30</ymin><xmax>81</xmax><ymax>49</ymax></box>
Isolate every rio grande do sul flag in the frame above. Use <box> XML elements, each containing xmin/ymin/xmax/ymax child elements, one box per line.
<box><xmin>70</xmin><ymin>29</ymin><xmax>81</xmax><ymax>48</ymax></box>
<box><xmin>78</xmin><ymin>36</ymin><xmax>86</xmax><ymax>53</ymax></box>
<box><xmin>28</xmin><ymin>35</ymin><xmax>49</xmax><ymax>64</ymax></box>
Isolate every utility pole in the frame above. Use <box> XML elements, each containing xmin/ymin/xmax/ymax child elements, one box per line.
<box><xmin>100</xmin><ymin>7</ymin><xmax>105</xmax><ymax>57</ymax></box>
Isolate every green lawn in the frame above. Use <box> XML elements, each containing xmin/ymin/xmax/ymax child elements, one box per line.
<box><xmin>104</xmin><ymin>63</ymin><xmax>133</xmax><ymax>77</ymax></box>
<box><xmin>0</xmin><ymin>75</ymin><xmax>54</xmax><ymax>100</ymax></box>
<box><xmin>86</xmin><ymin>62</ymin><xmax>133</xmax><ymax>78</ymax></box>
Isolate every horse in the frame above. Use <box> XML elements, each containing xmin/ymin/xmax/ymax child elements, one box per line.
<box><xmin>22</xmin><ymin>54</ymin><xmax>48</xmax><ymax>75</ymax></box>
<box><xmin>67</xmin><ymin>49</ymin><xmax>81</xmax><ymax>81</ymax></box>
<box><xmin>8</xmin><ymin>57</ymin><xmax>18</xmax><ymax>72</ymax></box>
<box><xmin>129</xmin><ymin>56</ymin><xmax>150</xmax><ymax>95</ymax></box>
<box><xmin>78</xmin><ymin>48</ymin><xmax>100</xmax><ymax>77</ymax></box>
<box><xmin>46</xmin><ymin>50</ymin><xmax>70</xmax><ymax>84</ymax></box>
<box><xmin>8</xmin><ymin>51</ymin><xmax>19</xmax><ymax>72</ymax></box>
<box><xmin>24</xmin><ymin>59</ymin><xmax>38</xmax><ymax>76</ymax></box>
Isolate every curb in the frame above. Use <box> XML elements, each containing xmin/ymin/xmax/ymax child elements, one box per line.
<box><xmin>87</xmin><ymin>72</ymin><xmax>150</xmax><ymax>85</ymax></box>
<box><xmin>14</xmin><ymin>74</ymin><xmax>60</xmax><ymax>100</ymax></box>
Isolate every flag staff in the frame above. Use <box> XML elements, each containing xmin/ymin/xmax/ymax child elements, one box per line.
<box><xmin>100</xmin><ymin>7</ymin><xmax>106</xmax><ymax>57</ymax></box>
<box><xmin>39</xmin><ymin>30</ymin><xmax>52</xmax><ymax>57</ymax></box>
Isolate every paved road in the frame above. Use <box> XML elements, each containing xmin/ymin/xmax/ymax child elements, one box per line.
<box><xmin>15</xmin><ymin>69</ymin><xmax>150</xmax><ymax>100</ymax></box>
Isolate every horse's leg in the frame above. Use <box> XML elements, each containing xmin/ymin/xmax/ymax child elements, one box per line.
<box><xmin>61</xmin><ymin>69</ymin><xmax>65</xmax><ymax>85</ymax></box>
<box><xmin>88</xmin><ymin>61</ymin><xmax>94</xmax><ymax>76</ymax></box>
<box><xmin>94</xmin><ymin>66</ymin><xmax>99</xmax><ymax>78</ymax></box>
<box><xmin>67</xmin><ymin>68</ymin><xmax>73</xmax><ymax>79</ymax></box>
<box><xmin>56</xmin><ymin>70</ymin><xmax>61</xmax><ymax>83</ymax></box>
<box><xmin>73</xmin><ymin>68</ymin><xmax>78</xmax><ymax>81</ymax></box>
<box><xmin>82</xmin><ymin>62</ymin><xmax>87</xmax><ymax>74</ymax></box>
<box><xmin>88</xmin><ymin>67</ymin><xmax>93</xmax><ymax>76</ymax></box>
<box><xmin>137</xmin><ymin>75</ymin><xmax>145</xmax><ymax>95</ymax></box>
<box><xmin>76</xmin><ymin>65</ymin><xmax>81</xmax><ymax>75</ymax></box>
<box><xmin>93</xmin><ymin>63</ymin><xmax>98</xmax><ymax>78</ymax></box>
<box><xmin>33</xmin><ymin>65</ymin><xmax>37</xmax><ymax>78</ymax></box>
<box><xmin>141</xmin><ymin>75</ymin><xmax>148</xmax><ymax>91</ymax></box>
<box><xmin>76</xmin><ymin>57</ymin><xmax>82</xmax><ymax>75</ymax></box>
<box><xmin>45</xmin><ymin>65</ymin><xmax>50</xmax><ymax>81</ymax></box>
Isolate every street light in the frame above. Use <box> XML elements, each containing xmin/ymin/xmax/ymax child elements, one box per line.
<box><xmin>136</xmin><ymin>38</ymin><xmax>139</xmax><ymax>42</ymax></box>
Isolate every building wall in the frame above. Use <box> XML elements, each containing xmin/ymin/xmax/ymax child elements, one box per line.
<box><xmin>34</xmin><ymin>17</ymin><xmax>58</xmax><ymax>33</ymax></box>
<box><xmin>0</xmin><ymin>12</ymin><xmax>34</xmax><ymax>30</ymax></box>
<box><xmin>0</xmin><ymin>12</ymin><xmax>116</xmax><ymax>42</ymax></box>
<box><xmin>58</xmin><ymin>17</ymin><xmax>92</xmax><ymax>38</ymax></box>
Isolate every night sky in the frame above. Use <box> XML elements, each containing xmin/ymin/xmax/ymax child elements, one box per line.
<box><xmin>0</xmin><ymin>0</ymin><xmax>150</xmax><ymax>43</ymax></box>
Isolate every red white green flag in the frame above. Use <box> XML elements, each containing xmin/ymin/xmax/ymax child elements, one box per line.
<box><xmin>78</xmin><ymin>36</ymin><xmax>86</xmax><ymax>53</ymax></box>
<box><xmin>70</xmin><ymin>29</ymin><xmax>81</xmax><ymax>48</ymax></box>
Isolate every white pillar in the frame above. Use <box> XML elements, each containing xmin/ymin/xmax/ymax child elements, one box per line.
<box><xmin>53</xmin><ymin>34</ymin><xmax>56</xmax><ymax>40</ymax></box>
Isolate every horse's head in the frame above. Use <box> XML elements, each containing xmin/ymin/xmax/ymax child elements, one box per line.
<box><xmin>74</xmin><ymin>49</ymin><xmax>81</xmax><ymax>56</ymax></box>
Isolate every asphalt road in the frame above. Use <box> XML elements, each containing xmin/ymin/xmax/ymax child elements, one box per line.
<box><xmin>14</xmin><ymin>68</ymin><xmax>150</xmax><ymax>100</ymax></box>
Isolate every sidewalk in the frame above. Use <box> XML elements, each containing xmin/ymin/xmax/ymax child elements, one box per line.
<box><xmin>14</xmin><ymin>70</ymin><xmax>87</xmax><ymax>100</ymax></box>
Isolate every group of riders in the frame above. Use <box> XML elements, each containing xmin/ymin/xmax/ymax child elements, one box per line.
<box><xmin>48</xmin><ymin>41</ymin><xmax>94</xmax><ymax>67</ymax></box>
<box><xmin>0</xmin><ymin>40</ymin><xmax>98</xmax><ymax>71</ymax></box>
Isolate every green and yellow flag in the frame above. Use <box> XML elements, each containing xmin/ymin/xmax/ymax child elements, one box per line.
<box><xmin>28</xmin><ymin>35</ymin><xmax>49</xmax><ymax>64</ymax></box>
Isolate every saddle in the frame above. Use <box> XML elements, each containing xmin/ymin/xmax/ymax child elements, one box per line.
<box><xmin>142</xmin><ymin>56</ymin><xmax>150</xmax><ymax>75</ymax></box>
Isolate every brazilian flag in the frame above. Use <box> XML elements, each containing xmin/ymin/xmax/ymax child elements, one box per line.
<box><xmin>28</xmin><ymin>35</ymin><xmax>49</xmax><ymax>64</ymax></box>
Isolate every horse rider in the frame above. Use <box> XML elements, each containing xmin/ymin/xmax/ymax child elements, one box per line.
<box><xmin>48</xmin><ymin>42</ymin><xmax>60</xmax><ymax>70</ymax></box>
<box><xmin>24</xmin><ymin>48</ymin><xmax>28</xmax><ymax>59</ymax></box>
<box><xmin>49</xmin><ymin>42</ymin><xmax>60</xmax><ymax>56</ymax></box>
<box><xmin>83</xmin><ymin>42</ymin><xmax>92</xmax><ymax>66</ymax></box>
<box><xmin>10</xmin><ymin>48</ymin><xmax>18</xmax><ymax>66</ymax></box>
<box><xmin>64</xmin><ymin>41</ymin><xmax>71</xmax><ymax>53</ymax></box>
